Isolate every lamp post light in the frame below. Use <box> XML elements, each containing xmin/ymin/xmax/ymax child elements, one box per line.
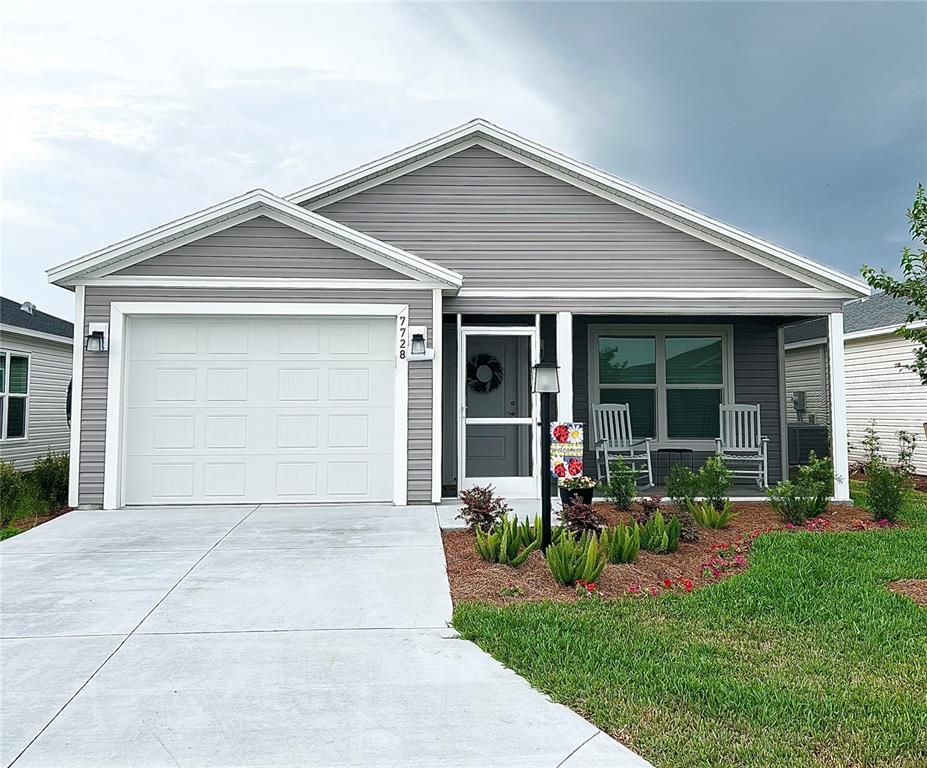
<box><xmin>532</xmin><ymin>361</ymin><xmax>560</xmax><ymax>551</ymax></box>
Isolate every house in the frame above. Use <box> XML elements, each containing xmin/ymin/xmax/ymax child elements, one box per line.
<box><xmin>0</xmin><ymin>297</ymin><xmax>74</xmax><ymax>470</ymax></box>
<box><xmin>47</xmin><ymin>119</ymin><xmax>869</xmax><ymax>509</ymax></box>
<box><xmin>784</xmin><ymin>290</ymin><xmax>927</xmax><ymax>473</ymax></box>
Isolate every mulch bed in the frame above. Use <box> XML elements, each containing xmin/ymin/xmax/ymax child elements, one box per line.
<box><xmin>4</xmin><ymin>507</ymin><xmax>70</xmax><ymax>536</ymax></box>
<box><xmin>442</xmin><ymin>501</ymin><xmax>875</xmax><ymax>606</ymax></box>
<box><xmin>888</xmin><ymin>580</ymin><xmax>927</xmax><ymax>607</ymax></box>
<box><xmin>851</xmin><ymin>471</ymin><xmax>927</xmax><ymax>493</ymax></box>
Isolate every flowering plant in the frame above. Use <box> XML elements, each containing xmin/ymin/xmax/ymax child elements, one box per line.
<box><xmin>560</xmin><ymin>475</ymin><xmax>596</xmax><ymax>489</ymax></box>
<box><xmin>575</xmin><ymin>580</ymin><xmax>600</xmax><ymax>598</ymax></box>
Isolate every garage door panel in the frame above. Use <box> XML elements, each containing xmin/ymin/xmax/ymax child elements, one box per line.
<box><xmin>123</xmin><ymin>315</ymin><xmax>396</xmax><ymax>505</ymax></box>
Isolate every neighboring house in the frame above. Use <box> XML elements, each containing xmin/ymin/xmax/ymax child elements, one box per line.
<box><xmin>0</xmin><ymin>297</ymin><xmax>73</xmax><ymax>470</ymax></box>
<box><xmin>784</xmin><ymin>290</ymin><xmax>927</xmax><ymax>473</ymax></box>
<box><xmin>47</xmin><ymin>119</ymin><xmax>868</xmax><ymax>509</ymax></box>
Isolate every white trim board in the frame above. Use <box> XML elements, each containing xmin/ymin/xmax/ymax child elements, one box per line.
<box><xmin>101</xmin><ymin>301</ymin><xmax>410</xmax><ymax>509</ymax></box>
<box><xmin>287</xmin><ymin>119</ymin><xmax>868</xmax><ymax>298</ymax></box>
<box><xmin>72</xmin><ymin>276</ymin><xmax>447</xmax><ymax>290</ymax></box>
<box><xmin>68</xmin><ymin>287</ymin><xmax>85</xmax><ymax>507</ymax></box>
<box><xmin>47</xmin><ymin>189</ymin><xmax>463</xmax><ymax>290</ymax></box>
<box><xmin>0</xmin><ymin>324</ymin><xmax>73</xmax><ymax>346</ymax></box>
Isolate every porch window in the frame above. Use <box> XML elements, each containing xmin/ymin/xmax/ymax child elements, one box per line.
<box><xmin>591</xmin><ymin>327</ymin><xmax>733</xmax><ymax>446</ymax></box>
<box><xmin>0</xmin><ymin>352</ymin><xmax>29</xmax><ymax>440</ymax></box>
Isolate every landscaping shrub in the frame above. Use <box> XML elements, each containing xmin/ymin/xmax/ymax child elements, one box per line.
<box><xmin>474</xmin><ymin>516</ymin><xmax>539</xmax><ymax>567</ymax></box>
<box><xmin>600</xmin><ymin>456</ymin><xmax>636</xmax><ymax>510</ymax></box>
<box><xmin>458</xmin><ymin>485</ymin><xmax>511</xmax><ymax>531</ymax></box>
<box><xmin>0</xmin><ymin>461</ymin><xmax>24</xmax><ymax>528</ymax></box>
<box><xmin>896</xmin><ymin>430</ymin><xmax>918</xmax><ymax>477</ymax></box>
<box><xmin>860</xmin><ymin>420</ymin><xmax>883</xmax><ymax>472</ymax></box>
<box><xmin>666</xmin><ymin>464</ymin><xmax>699</xmax><ymax>512</ymax></box>
<box><xmin>560</xmin><ymin>498</ymin><xmax>605</xmax><ymax>535</ymax></box>
<box><xmin>638</xmin><ymin>509</ymin><xmax>681</xmax><ymax>554</ymax></box>
<box><xmin>599</xmin><ymin>522</ymin><xmax>640</xmax><ymax>564</ymax></box>
<box><xmin>688</xmin><ymin>498</ymin><xmax>738</xmax><ymax>529</ymax></box>
<box><xmin>767</xmin><ymin>451</ymin><xmax>834</xmax><ymax>524</ymax></box>
<box><xmin>698</xmin><ymin>455</ymin><xmax>732</xmax><ymax>511</ymax></box>
<box><xmin>545</xmin><ymin>531</ymin><xmax>606</xmax><ymax>586</ymax></box>
<box><xmin>30</xmin><ymin>451</ymin><xmax>69</xmax><ymax>510</ymax></box>
<box><xmin>635</xmin><ymin>493</ymin><xmax>698</xmax><ymax>543</ymax></box>
<box><xmin>866</xmin><ymin>459</ymin><xmax>910</xmax><ymax>522</ymax></box>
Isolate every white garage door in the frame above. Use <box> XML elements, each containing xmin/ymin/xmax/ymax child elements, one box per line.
<box><xmin>123</xmin><ymin>315</ymin><xmax>395</xmax><ymax>504</ymax></box>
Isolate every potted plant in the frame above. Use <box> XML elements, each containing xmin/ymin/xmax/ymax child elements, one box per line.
<box><xmin>559</xmin><ymin>475</ymin><xmax>596</xmax><ymax>506</ymax></box>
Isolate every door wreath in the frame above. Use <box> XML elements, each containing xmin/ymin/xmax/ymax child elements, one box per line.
<box><xmin>466</xmin><ymin>353</ymin><xmax>504</xmax><ymax>394</ymax></box>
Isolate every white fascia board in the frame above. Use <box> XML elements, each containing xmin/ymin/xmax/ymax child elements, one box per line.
<box><xmin>783</xmin><ymin>338</ymin><xmax>827</xmax><ymax>350</ymax></box>
<box><xmin>456</xmin><ymin>287</ymin><xmax>849</xmax><ymax>299</ymax></box>
<box><xmin>844</xmin><ymin>319</ymin><xmax>926</xmax><ymax>341</ymax></box>
<box><xmin>0</xmin><ymin>324</ymin><xmax>73</xmax><ymax>346</ymax></box>
<box><xmin>47</xmin><ymin>189</ymin><xmax>463</xmax><ymax>289</ymax></box>
<box><xmin>287</xmin><ymin>119</ymin><xmax>868</xmax><ymax>297</ymax></box>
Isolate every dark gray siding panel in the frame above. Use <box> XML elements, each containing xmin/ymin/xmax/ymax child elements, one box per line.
<box><xmin>78</xmin><ymin>287</ymin><xmax>433</xmax><ymax>506</ymax></box>
<box><xmin>572</xmin><ymin>315</ymin><xmax>783</xmax><ymax>486</ymax></box>
<box><xmin>319</xmin><ymin>145</ymin><xmax>806</xmax><ymax>291</ymax></box>
<box><xmin>113</xmin><ymin>216</ymin><xmax>399</xmax><ymax>279</ymax></box>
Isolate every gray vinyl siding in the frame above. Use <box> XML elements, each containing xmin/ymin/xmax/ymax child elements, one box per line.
<box><xmin>572</xmin><ymin>316</ymin><xmax>784</xmax><ymax>485</ymax></box>
<box><xmin>113</xmin><ymin>216</ymin><xmax>399</xmax><ymax>279</ymax></box>
<box><xmin>78</xmin><ymin>287</ymin><xmax>433</xmax><ymax>507</ymax></box>
<box><xmin>0</xmin><ymin>331</ymin><xmax>72</xmax><ymax>470</ymax></box>
<box><xmin>318</xmin><ymin>145</ymin><xmax>807</xmax><ymax>291</ymax></box>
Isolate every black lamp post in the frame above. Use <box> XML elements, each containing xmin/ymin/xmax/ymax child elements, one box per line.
<box><xmin>532</xmin><ymin>361</ymin><xmax>560</xmax><ymax>550</ymax></box>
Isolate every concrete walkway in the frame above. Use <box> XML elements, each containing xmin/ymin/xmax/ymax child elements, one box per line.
<box><xmin>1</xmin><ymin>505</ymin><xmax>650</xmax><ymax>768</ymax></box>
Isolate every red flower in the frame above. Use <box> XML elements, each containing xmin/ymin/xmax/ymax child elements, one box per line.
<box><xmin>682</xmin><ymin>579</ymin><xmax>693</xmax><ymax>593</ymax></box>
<box><xmin>663</xmin><ymin>578</ymin><xmax>673</xmax><ymax>589</ymax></box>
<box><xmin>585</xmin><ymin>582</ymin><xmax>598</xmax><ymax>592</ymax></box>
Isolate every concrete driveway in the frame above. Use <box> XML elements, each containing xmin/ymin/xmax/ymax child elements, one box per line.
<box><xmin>1</xmin><ymin>505</ymin><xmax>650</xmax><ymax>768</ymax></box>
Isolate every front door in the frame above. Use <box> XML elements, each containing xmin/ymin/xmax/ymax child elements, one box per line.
<box><xmin>459</xmin><ymin>329</ymin><xmax>538</xmax><ymax>497</ymax></box>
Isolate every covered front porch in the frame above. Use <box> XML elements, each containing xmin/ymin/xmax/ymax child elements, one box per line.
<box><xmin>439</xmin><ymin>310</ymin><xmax>850</xmax><ymax>503</ymax></box>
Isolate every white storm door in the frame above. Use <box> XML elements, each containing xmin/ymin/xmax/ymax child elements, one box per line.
<box><xmin>122</xmin><ymin>315</ymin><xmax>395</xmax><ymax>504</ymax></box>
<box><xmin>460</xmin><ymin>328</ymin><xmax>538</xmax><ymax>498</ymax></box>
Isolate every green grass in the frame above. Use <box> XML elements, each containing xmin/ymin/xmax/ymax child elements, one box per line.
<box><xmin>453</xmin><ymin>490</ymin><xmax>927</xmax><ymax>768</ymax></box>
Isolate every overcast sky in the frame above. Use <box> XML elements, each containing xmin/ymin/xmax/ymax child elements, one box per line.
<box><xmin>2</xmin><ymin>1</ymin><xmax>924</xmax><ymax>320</ymax></box>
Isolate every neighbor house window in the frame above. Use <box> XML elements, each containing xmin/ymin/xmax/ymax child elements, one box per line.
<box><xmin>591</xmin><ymin>327</ymin><xmax>732</xmax><ymax>444</ymax></box>
<box><xmin>0</xmin><ymin>352</ymin><xmax>29</xmax><ymax>440</ymax></box>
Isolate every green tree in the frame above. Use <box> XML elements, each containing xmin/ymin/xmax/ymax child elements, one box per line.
<box><xmin>861</xmin><ymin>183</ymin><xmax>927</xmax><ymax>384</ymax></box>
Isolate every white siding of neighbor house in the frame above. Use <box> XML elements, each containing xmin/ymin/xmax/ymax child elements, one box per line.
<box><xmin>784</xmin><ymin>344</ymin><xmax>830</xmax><ymax>426</ymax></box>
<box><xmin>846</xmin><ymin>333</ymin><xmax>927</xmax><ymax>473</ymax></box>
<box><xmin>0</xmin><ymin>330</ymin><xmax>72</xmax><ymax>470</ymax></box>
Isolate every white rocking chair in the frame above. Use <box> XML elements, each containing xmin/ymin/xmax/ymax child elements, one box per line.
<box><xmin>592</xmin><ymin>404</ymin><xmax>654</xmax><ymax>488</ymax></box>
<box><xmin>716</xmin><ymin>404</ymin><xmax>769</xmax><ymax>488</ymax></box>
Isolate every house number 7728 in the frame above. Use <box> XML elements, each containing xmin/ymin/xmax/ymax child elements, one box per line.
<box><xmin>397</xmin><ymin>312</ymin><xmax>407</xmax><ymax>359</ymax></box>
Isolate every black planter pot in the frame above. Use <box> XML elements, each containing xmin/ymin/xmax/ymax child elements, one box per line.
<box><xmin>559</xmin><ymin>486</ymin><xmax>594</xmax><ymax>506</ymax></box>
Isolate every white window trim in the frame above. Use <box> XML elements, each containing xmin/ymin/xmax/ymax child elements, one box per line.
<box><xmin>588</xmin><ymin>324</ymin><xmax>734</xmax><ymax>450</ymax></box>
<box><xmin>103</xmin><ymin>301</ymin><xmax>410</xmax><ymax>509</ymax></box>
<box><xmin>0</xmin><ymin>350</ymin><xmax>31</xmax><ymax>442</ymax></box>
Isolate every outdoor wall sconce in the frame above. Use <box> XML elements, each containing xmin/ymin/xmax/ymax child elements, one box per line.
<box><xmin>85</xmin><ymin>322</ymin><xmax>109</xmax><ymax>352</ymax></box>
<box><xmin>408</xmin><ymin>326</ymin><xmax>434</xmax><ymax>360</ymax></box>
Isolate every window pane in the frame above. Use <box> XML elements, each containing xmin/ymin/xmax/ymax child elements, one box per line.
<box><xmin>601</xmin><ymin>389</ymin><xmax>656</xmax><ymax>438</ymax></box>
<box><xmin>666</xmin><ymin>389</ymin><xmax>722</xmax><ymax>439</ymax></box>
<box><xmin>465</xmin><ymin>335</ymin><xmax>531</xmax><ymax>418</ymax></box>
<box><xmin>8</xmin><ymin>356</ymin><xmax>28</xmax><ymax>395</ymax></box>
<box><xmin>6</xmin><ymin>397</ymin><xmax>25</xmax><ymax>438</ymax></box>
<box><xmin>666</xmin><ymin>337</ymin><xmax>722</xmax><ymax>385</ymax></box>
<box><xmin>598</xmin><ymin>337</ymin><xmax>655</xmax><ymax>384</ymax></box>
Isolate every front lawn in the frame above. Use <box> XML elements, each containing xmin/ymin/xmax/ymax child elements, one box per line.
<box><xmin>453</xmin><ymin>489</ymin><xmax>927</xmax><ymax>768</ymax></box>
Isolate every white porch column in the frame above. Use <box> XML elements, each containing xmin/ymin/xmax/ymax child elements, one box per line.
<box><xmin>827</xmin><ymin>312</ymin><xmax>851</xmax><ymax>500</ymax></box>
<box><xmin>556</xmin><ymin>311</ymin><xmax>573</xmax><ymax>421</ymax></box>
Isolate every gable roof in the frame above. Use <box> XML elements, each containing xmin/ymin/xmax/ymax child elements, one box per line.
<box><xmin>784</xmin><ymin>288</ymin><xmax>920</xmax><ymax>344</ymax></box>
<box><xmin>287</xmin><ymin>119</ymin><xmax>868</xmax><ymax>297</ymax></box>
<box><xmin>47</xmin><ymin>189</ymin><xmax>464</xmax><ymax>289</ymax></box>
<box><xmin>0</xmin><ymin>296</ymin><xmax>73</xmax><ymax>341</ymax></box>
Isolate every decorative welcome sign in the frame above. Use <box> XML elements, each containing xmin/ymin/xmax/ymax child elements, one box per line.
<box><xmin>550</xmin><ymin>422</ymin><xmax>584</xmax><ymax>479</ymax></box>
